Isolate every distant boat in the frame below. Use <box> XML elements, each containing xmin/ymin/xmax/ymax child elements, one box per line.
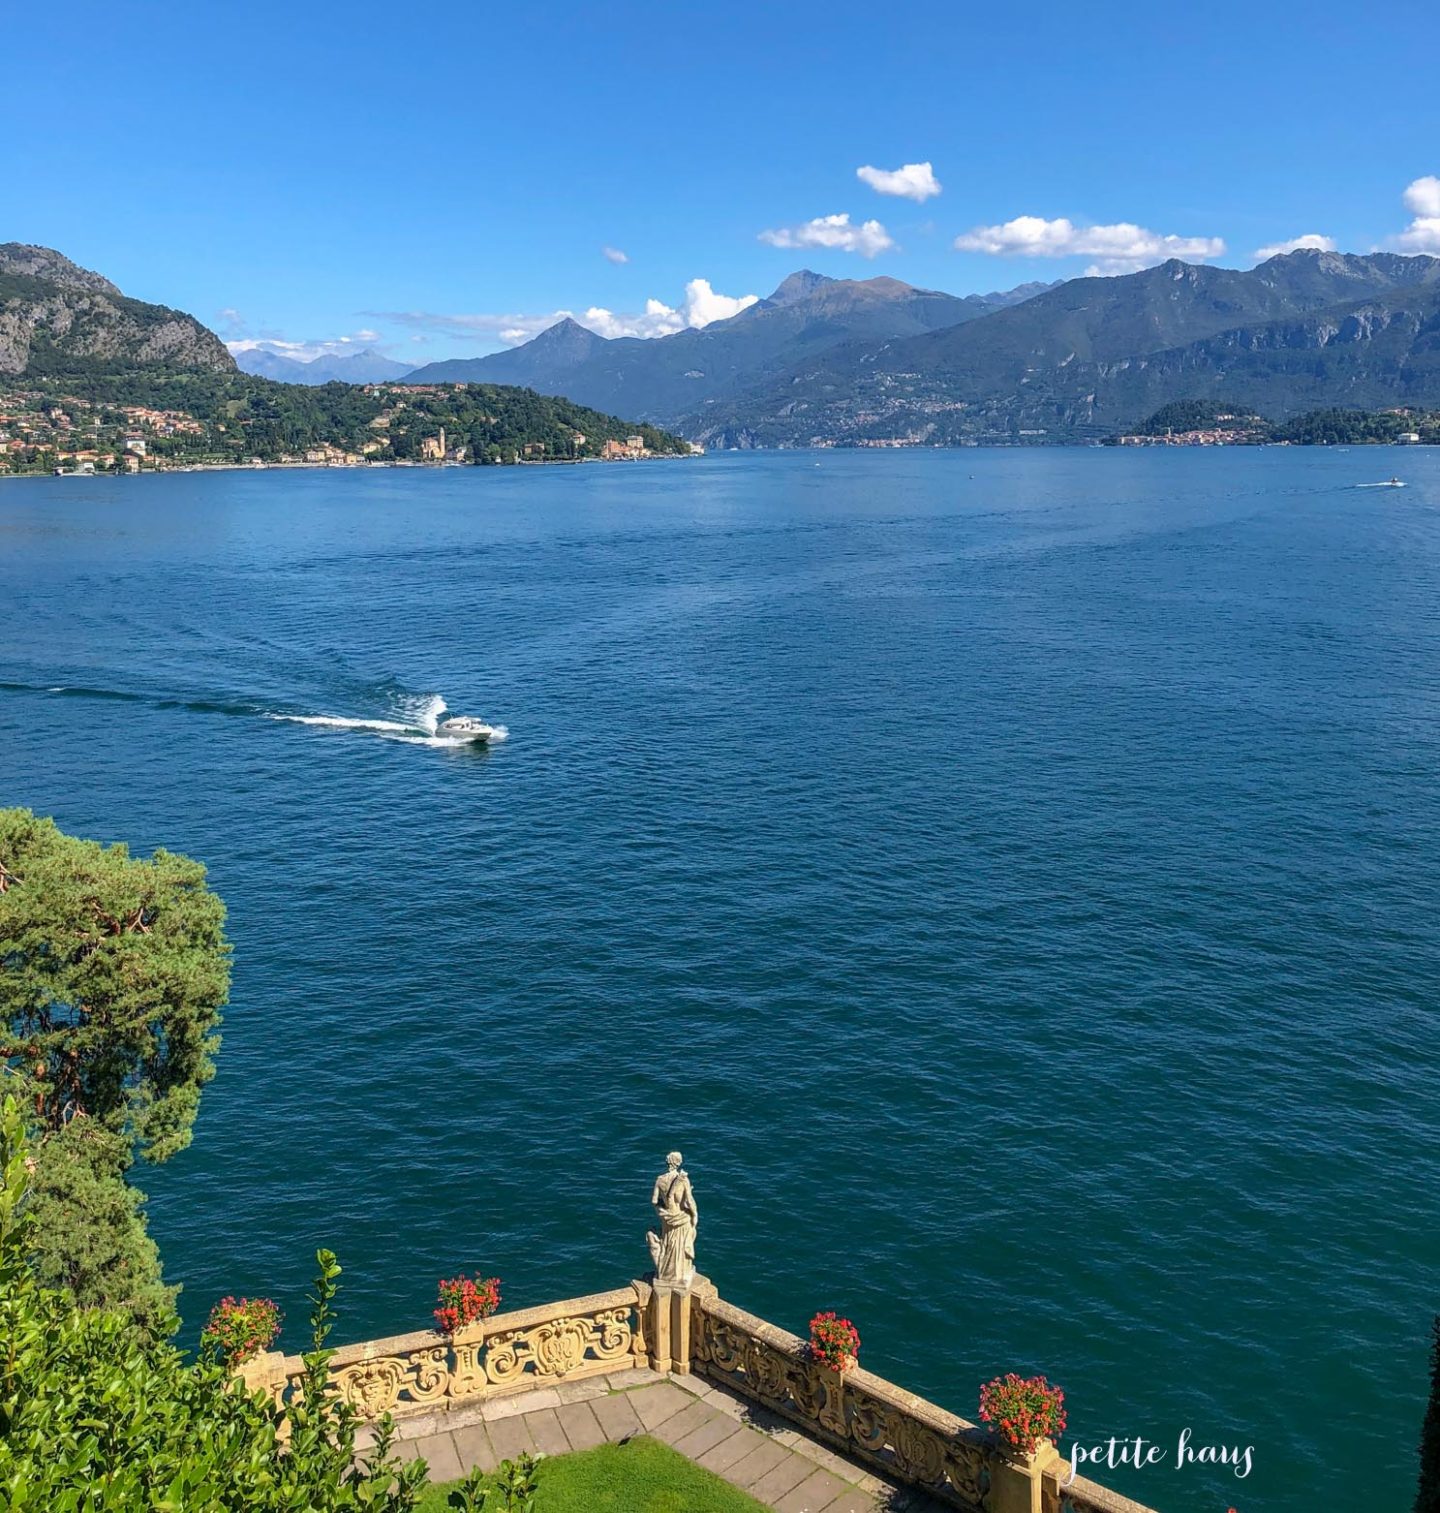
<box><xmin>436</xmin><ymin>716</ymin><xmax>499</xmax><ymax>742</ymax></box>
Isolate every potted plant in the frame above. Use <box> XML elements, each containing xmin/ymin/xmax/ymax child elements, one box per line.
<box><xmin>201</xmin><ymin>1295</ymin><xmax>283</xmax><ymax>1367</ymax></box>
<box><xmin>978</xmin><ymin>1373</ymin><xmax>1067</xmax><ymax>1460</ymax></box>
<box><xmin>434</xmin><ymin>1273</ymin><xmax>502</xmax><ymax>1336</ymax></box>
<box><xmin>808</xmin><ymin>1311</ymin><xmax>861</xmax><ymax>1373</ymax></box>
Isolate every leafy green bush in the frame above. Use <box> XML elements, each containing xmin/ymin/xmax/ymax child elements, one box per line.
<box><xmin>0</xmin><ymin>1093</ymin><xmax>429</xmax><ymax>1511</ymax></box>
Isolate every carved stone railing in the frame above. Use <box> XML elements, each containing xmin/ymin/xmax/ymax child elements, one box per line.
<box><xmin>691</xmin><ymin>1291</ymin><xmax>996</xmax><ymax>1509</ymax></box>
<box><xmin>689</xmin><ymin>1289</ymin><xmax>1158</xmax><ymax>1513</ymax></box>
<box><xmin>1056</xmin><ymin>1475</ymin><xmax>1158</xmax><ymax>1513</ymax></box>
<box><xmin>238</xmin><ymin>1275</ymin><xmax>1157</xmax><ymax>1513</ymax></box>
<box><xmin>243</xmin><ymin>1285</ymin><xmax>645</xmax><ymax>1420</ymax></box>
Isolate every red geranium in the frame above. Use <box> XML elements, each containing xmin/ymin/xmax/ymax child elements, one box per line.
<box><xmin>201</xmin><ymin>1295</ymin><xmax>282</xmax><ymax>1366</ymax></box>
<box><xmin>808</xmin><ymin>1311</ymin><xmax>861</xmax><ymax>1371</ymax></box>
<box><xmin>978</xmin><ymin>1373</ymin><xmax>1066</xmax><ymax>1456</ymax></box>
<box><xmin>434</xmin><ymin>1273</ymin><xmax>502</xmax><ymax>1334</ymax></box>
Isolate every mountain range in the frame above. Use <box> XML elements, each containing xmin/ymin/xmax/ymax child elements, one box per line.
<box><xmin>6</xmin><ymin>240</ymin><xmax>1440</xmax><ymax>447</ymax></box>
<box><xmin>405</xmin><ymin>252</ymin><xmax>1440</xmax><ymax>445</ymax></box>
<box><xmin>682</xmin><ymin>250</ymin><xmax>1440</xmax><ymax>446</ymax></box>
<box><xmin>403</xmin><ymin>271</ymin><xmax>1057</xmax><ymax>420</ymax></box>
<box><xmin>232</xmin><ymin>346</ymin><xmax>414</xmax><ymax>384</ymax></box>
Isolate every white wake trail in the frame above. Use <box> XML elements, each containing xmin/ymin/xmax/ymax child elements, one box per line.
<box><xmin>267</xmin><ymin>694</ymin><xmax>506</xmax><ymax>746</ymax></box>
<box><xmin>269</xmin><ymin>713</ymin><xmax>417</xmax><ymax>733</ymax></box>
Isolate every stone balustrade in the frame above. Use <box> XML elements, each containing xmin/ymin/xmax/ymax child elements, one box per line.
<box><xmin>243</xmin><ymin>1284</ymin><xmax>646</xmax><ymax>1419</ymax></box>
<box><xmin>1056</xmin><ymin>1475</ymin><xmax>1159</xmax><ymax>1513</ymax></box>
<box><xmin>690</xmin><ymin>1287</ymin><xmax>996</xmax><ymax>1507</ymax></box>
<box><xmin>241</xmin><ymin>1275</ymin><xmax>1158</xmax><ymax>1513</ymax></box>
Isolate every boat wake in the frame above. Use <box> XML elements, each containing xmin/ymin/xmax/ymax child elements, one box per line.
<box><xmin>267</xmin><ymin>694</ymin><xmax>508</xmax><ymax>746</ymax></box>
<box><xmin>2</xmin><ymin>680</ymin><xmax>506</xmax><ymax>748</ymax></box>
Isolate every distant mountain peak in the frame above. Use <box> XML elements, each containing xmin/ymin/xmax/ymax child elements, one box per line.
<box><xmin>532</xmin><ymin>316</ymin><xmax>607</xmax><ymax>349</ymax></box>
<box><xmin>1259</xmin><ymin>247</ymin><xmax>1359</xmax><ymax>274</ymax></box>
<box><xmin>769</xmin><ymin>270</ymin><xmax>836</xmax><ymax>304</ymax></box>
<box><xmin>972</xmin><ymin>279</ymin><xmax>1063</xmax><ymax>307</ymax></box>
<box><xmin>857</xmin><ymin>275</ymin><xmax>926</xmax><ymax>298</ymax></box>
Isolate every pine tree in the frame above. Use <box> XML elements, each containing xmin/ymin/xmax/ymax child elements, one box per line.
<box><xmin>0</xmin><ymin>808</ymin><xmax>230</xmax><ymax>1332</ymax></box>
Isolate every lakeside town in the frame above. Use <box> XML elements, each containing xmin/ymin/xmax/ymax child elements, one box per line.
<box><xmin>0</xmin><ymin>381</ymin><xmax>699</xmax><ymax>477</ymax></box>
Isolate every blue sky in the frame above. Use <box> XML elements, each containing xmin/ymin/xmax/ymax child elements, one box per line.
<box><xmin>7</xmin><ymin>0</ymin><xmax>1440</xmax><ymax>363</ymax></box>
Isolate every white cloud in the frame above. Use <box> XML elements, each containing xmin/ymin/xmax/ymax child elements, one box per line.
<box><xmin>758</xmin><ymin>213</ymin><xmax>896</xmax><ymax>258</ymax></box>
<box><xmin>1253</xmin><ymin>233</ymin><xmax>1337</xmax><ymax>260</ymax></box>
<box><xmin>856</xmin><ymin>161</ymin><xmax>941</xmax><ymax>202</ymax></box>
<box><xmin>370</xmin><ymin>278</ymin><xmax>759</xmax><ymax>348</ymax></box>
<box><xmin>1398</xmin><ymin>175</ymin><xmax>1440</xmax><ymax>252</ymax></box>
<box><xmin>225</xmin><ymin>331</ymin><xmax>387</xmax><ymax>362</ymax></box>
<box><xmin>579</xmin><ymin>298</ymin><xmax>685</xmax><ymax>339</ymax></box>
<box><xmin>680</xmin><ymin>278</ymin><xmax>760</xmax><ymax>326</ymax></box>
<box><xmin>602</xmin><ymin>246</ymin><xmax>629</xmax><ymax>264</ymax></box>
<box><xmin>953</xmin><ymin>215</ymin><xmax>1225</xmax><ymax>274</ymax></box>
<box><xmin>1403</xmin><ymin>176</ymin><xmax>1440</xmax><ymax>217</ymax></box>
<box><xmin>383</xmin><ymin>311</ymin><xmax>569</xmax><ymax>344</ymax></box>
<box><xmin>1398</xmin><ymin>220</ymin><xmax>1440</xmax><ymax>253</ymax></box>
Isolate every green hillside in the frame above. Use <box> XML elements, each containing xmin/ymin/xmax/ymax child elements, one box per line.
<box><xmin>679</xmin><ymin>250</ymin><xmax>1440</xmax><ymax>446</ymax></box>
<box><xmin>0</xmin><ymin>371</ymin><xmax>691</xmax><ymax>473</ymax></box>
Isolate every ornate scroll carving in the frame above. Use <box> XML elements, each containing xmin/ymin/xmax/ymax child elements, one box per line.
<box><xmin>331</xmin><ymin>1349</ymin><xmax>452</xmax><ymax>1415</ymax></box>
<box><xmin>486</xmin><ymin>1303</ymin><xmax>634</xmax><ymax>1387</ymax></box>
<box><xmin>268</xmin><ymin>1290</ymin><xmax>641</xmax><ymax>1423</ymax></box>
<box><xmin>887</xmin><ymin>1411</ymin><xmax>946</xmax><ymax>1482</ymax></box>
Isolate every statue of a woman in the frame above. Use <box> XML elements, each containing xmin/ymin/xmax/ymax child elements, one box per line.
<box><xmin>647</xmin><ymin>1151</ymin><xmax>698</xmax><ymax>1287</ymax></box>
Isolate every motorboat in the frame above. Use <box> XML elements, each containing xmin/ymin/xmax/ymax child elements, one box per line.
<box><xmin>1381</xmin><ymin>477</ymin><xmax>1406</xmax><ymax>487</ymax></box>
<box><xmin>436</xmin><ymin>716</ymin><xmax>498</xmax><ymax>742</ymax></box>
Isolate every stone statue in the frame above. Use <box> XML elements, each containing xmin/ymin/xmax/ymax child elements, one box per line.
<box><xmin>646</xmin><ymin>1151</ymin><xmax>697</xmax><ymax>1288</ymax></box>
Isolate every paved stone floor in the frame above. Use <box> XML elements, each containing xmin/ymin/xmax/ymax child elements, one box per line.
<box><xmin>375</xmin><ymin>1366</ymin><xmax>950</xmax><ymax>1512</ymax></box>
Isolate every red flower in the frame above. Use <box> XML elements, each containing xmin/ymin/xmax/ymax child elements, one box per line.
<box><xmin>978</xmin><ymin>1374</ymin><xmax>1066</xmax><ymax>1457</ymax></box>
<box><xmin>808</xmin><ymin>1310</ymin><xmax>861</xmax><ymax>1371</ymax></box>
<box><xmin>434</xmin><ymin>1273</ymin><xmax>503</xmax><ymax>1334</ymax></box>
<box><xmin>202</xmin><ymin>1295</ymin><xmax>282</xmax><ymax>1366</ymax></box>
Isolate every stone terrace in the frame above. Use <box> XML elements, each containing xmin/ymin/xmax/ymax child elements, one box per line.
<box><xmin>374</xmin><ymin>1365</ymin><xmax>949</xmax><ymax>1513</ymax></box>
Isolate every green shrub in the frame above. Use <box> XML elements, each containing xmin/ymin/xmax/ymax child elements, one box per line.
<box><xmin>0</xmin><ymin>1093</ymin><xmax>428</xmax><ymax>1511</ymax></box>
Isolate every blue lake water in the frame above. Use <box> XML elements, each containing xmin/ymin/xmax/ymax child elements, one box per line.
<box><xmin>3</xmin><ymin>448</ymin><xmax>1438</xmax><ymax>1512</ymax></box>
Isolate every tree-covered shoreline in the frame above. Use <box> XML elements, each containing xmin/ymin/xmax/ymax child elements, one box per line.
<box><xmin>1106</xmin><ymin>399</ymin><xmax>1440</xmax><ymax>447</ymax></box>
<box><xmin>0</xmin><ymin>371</ymin><xmax>692</xmax><ymax>475</ymax></box>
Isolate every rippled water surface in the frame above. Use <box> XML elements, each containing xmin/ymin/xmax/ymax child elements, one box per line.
<box><xmin>3</xmin><ymin>449</ymin><xmax>1438</xmax><ymax>1512</ymax></box>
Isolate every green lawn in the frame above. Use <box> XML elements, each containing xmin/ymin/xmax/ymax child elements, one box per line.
<box><xmin>414</xmin><ymin>1435</ymin><xmax>769</xmax><ymax>1512</ymax></box>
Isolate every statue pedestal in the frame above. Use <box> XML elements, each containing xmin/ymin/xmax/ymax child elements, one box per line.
<box><xmin>642</xmin><ymin>1272</ymin><xmax>714</xmax><ymax>1374</ymax></box>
